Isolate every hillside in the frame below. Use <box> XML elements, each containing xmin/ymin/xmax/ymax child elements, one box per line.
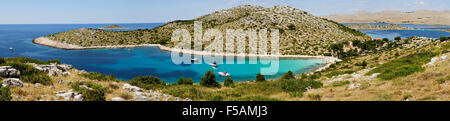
<box><xmin>323</xmin><ymin>10</ymin><xmax>450</xmax><ymax>25</ymax></box>
<box><xmin>42</xmin><ymin>5</ymin><xmax>372</xmax><ymax>56</ymax></box>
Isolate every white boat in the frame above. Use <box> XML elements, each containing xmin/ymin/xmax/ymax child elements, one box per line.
<box><xmin>218</xmin><ymin>72</ymin><xmax>231</xmax><ymax>77</ymax></box>
<box><xmin>9</xmin><ymin>47</ymin><xmax>14</xmax><ymax>51</ymax></box>
<box><xmin>191</xmin><ymin>58</ymin><xmax>200</xmax><ymax>62</ymax></box>
<box><xmin>212</xmin><ymin>66</ymin><xmax>218</xmax><ymax>70</ymax></box>
<box><xmin>209</xmin><ymin>62</ymin><xmax>218</xmax><ymax>67</ymax></box>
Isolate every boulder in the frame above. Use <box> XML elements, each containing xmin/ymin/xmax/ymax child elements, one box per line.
<box><xmin>55</xmin><ymin>90</ymin><xmax>76</xmax><ymax>100</ymax></box>
<box><xmin>57</xmin><ymin>64</ymin><xmax>73</xmax><ymax>70</ymax></box>
<box><xmin>111</xmin><ymin>97</ymin><xmax>124</xmax><ymax>101</ymax></box>
<box><xmin>62</xmin><ymin>72</ymin><xmax>70</xmax><ymax>77</ymax></box>
<box><xmin>0</xmin><ymin>66</ymin><xmax>20</xmax><ymax>77</ymax></box>
<box><xmin>123</xmin><ymin>84</ymin><xmax>142</xmax><ymax>92</ymax></box>
<box><xmin>2</xmin><ymin>78</ymin><xmax>23</xmax><ymax>88</ymax></box>
<box><xmin>58</xmin><ymin>80</ymin><xmax>64</xmax><ymax>84</ymax></box>
<box><xmin>74</xmin><ymin>94</ymin><xmax>83</xmax><ymax>101</ymax></box>
<box><xmin>133</xmin><ymin>92</ymin><xmax>150</xmax><ymax>101</ymax></box>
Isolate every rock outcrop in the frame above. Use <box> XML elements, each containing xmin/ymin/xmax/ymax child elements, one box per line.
<box><xmin>2</xmin><ymin>78</ymin><xmax>24</xmax><ymax>88</ymax></box>
<box><xmin>27</xmin><ymin>63</ymin><xmax>72</xmax><ymax>77</ymax></box>
<box><xmin>0</xmin><ymin>66</ymin><xmax>20</xmax><ymax>77</ymax></box>
<box><xmin>55</xmin><ymin>90</ymin><xmax>83</xmax><ymax>101</ymax></box>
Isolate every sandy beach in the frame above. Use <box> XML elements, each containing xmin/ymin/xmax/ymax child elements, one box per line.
<box><xmin>33</xmin><ymin>37</ymin><xmax>340</xmax><ymax>73</ymax></box>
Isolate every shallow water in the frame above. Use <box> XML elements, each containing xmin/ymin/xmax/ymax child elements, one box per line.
<box><xmin>0</xmin><ymin>24</ymin><xmax>326</xmax><ymax>83</ymax></box>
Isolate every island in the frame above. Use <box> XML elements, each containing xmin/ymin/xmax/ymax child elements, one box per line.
<box><xmin>346</xmin><ymin>24</ymin><xmax>417</xmax><ymax>30</ymax></box>
<box><xmin>323</xmin><ymin>10</ymin><xmax>450</xmax><ymax>25</ymax></box>
<box><xmin>99</xmin><ymin>24</ymin><xmax>128</xmax><ymax>29</ymax></box>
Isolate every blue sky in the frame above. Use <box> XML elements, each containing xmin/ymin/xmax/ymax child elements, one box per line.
<box><xmin>0</xmin><ymin>0</ymin><xmax>448</xmax><ymax>24</ymax></box>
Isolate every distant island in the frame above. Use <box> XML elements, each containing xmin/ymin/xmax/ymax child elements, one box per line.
<box><xmin>346</xmin><ymin>24</ymin><xmax>417</xmax><ymax>30</ymax></box>
<box><xmin>99</xmin><ymin>24</ymin><xmax>128</xmax><ymax>29</ymax></box>
<box><xmin>432</xmin><ymin>29</ymin><xmax>450</xmax><ymax>33</ymax></box>
<box><xmin>323</xmin><ymin>10</ymin><xmax>450</xmax><ymax>25</ymax></box>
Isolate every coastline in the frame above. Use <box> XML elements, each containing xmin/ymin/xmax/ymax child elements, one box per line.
<box><xmin>33</xmin><ymin>37</ymin><xmax>341</xmax><ymax>73</ymax></box>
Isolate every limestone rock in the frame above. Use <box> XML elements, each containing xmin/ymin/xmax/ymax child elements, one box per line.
<box><xmin>0</xmin><ymin>66</ymin><xmax>20</xmax><ymax>77</ymax></box>
<box><xmin>2</xmin><ymin>78</ymin><xmax>23</xmax><ymax>88</ymax></box>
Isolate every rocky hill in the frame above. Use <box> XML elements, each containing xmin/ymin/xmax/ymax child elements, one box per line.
<box><xmin>346</xmin><ymin>24</ymin><xmax>417</xmax><ymax>30</ymax></box>
<box><xmin>43</xmin><ymin>5</ymin><xmax>372</xmax><ymax>56</ymax></box>
<box><xmin>323</xmin><ymin>10</ymin><xmax>450</xmax><ymax>25</ymax></box>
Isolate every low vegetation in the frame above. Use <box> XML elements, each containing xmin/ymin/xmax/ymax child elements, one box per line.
<box><xmin>367</xmin><ymin>51</ymin><xmax>438</xmax><ymax>80</ymax></box>
<box><xmin>80</xmin><ymin>72</ymin><xmax>118</xmax><ymax>82</ymax></box>
<box><xmin>128</xmin><ymin>76</ymin><xmax>166</xmax><ymax>90</ymax></box>
<box><xmin>177</xmin><ymin>77</ymin><xmax>194</xmax><ymax>85</ymax></box>
<box><xmin>71</xmin><ymin>82</ymin><xmax>107</xmax><ymax>101</ymax></box>
<box><xmin>200</xmin><ymin>71</ymin><xmax>220</xmax><ymax>88</ymax></box>
<box><xmin>0</xmin><ymin>86</ymin><xmax>12</xmax><ymax>101</ymax></box>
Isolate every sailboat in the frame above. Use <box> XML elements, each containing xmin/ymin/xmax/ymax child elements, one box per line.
<box><xmin>218</xmin><ymin>72</ymin><xmax>231</xmax><ymax>77</ymax></box>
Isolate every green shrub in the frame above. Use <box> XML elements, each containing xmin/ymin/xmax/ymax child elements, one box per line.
<box><xmin>0</xmin><ymin>57</ymin><xmax>5</xmax><ymax>65</ymax></box>
<box><xmin>80</xmin><ymin>72</ymin><xmax>118</xmax><ymax>82</ymax></box>
<box><xmin>332</xmin><ymin>80</ymin><xmax>351</xmax><ymax>87</ymax></box>
<box><xmin>0</xmin><ymin>86</ymin><xmax>12</xmax><ymax>101</ymax></box>
<box><xmin>280</xmin><ymin>79</ymin><xmax>322</xmax><ymax>97</ymax></box>
<box><xmin>177</xmin><ymin>77</ymin><xmax>193</xmax><ymax>85</ymax></box>
<box><xmin>394</xmin><ymin>36</ymin><xmax>402</xmax><ymax>41</ymax></box>
<box><xmin>308</xmin><ymin>94</ymin><xmax>322</xmax><ymax>101</ymax></box>
<box><xmin>71</xmin><ymin>82</ymin><xmax>106</xmax><ymax>101</ymax></box>
<box><xmin>200</xmin><ymin>71</ymin><xmax>220</xmax><ymax>88</ymax></box>
<box><xmin>440</xmin><ymin>37</ymin><xmax>449</xmax><ymax>42</ymax></box>
<box><xmin>355</xmin><ymin>60</ymin><xmax>367</xmax><ymax>67</ymax></box>
<box><xmin>20</xmin><ymin>73</ymin><xmax>52</xmax><ymax>85</ymax></box>
<box><xmin>281</xmin><ymin>71</ymin><xmax>295</xmax><ymax>80</ymax></box>
<box><xmin>129</xmin><ymin>76</ymin><xmax>166</xmax><ymax>90</ymax></box>
<box><xmin>435</xmin><ymin>78</ymin><xmax>446</xmax><ymax>84</ymax></box>
<box><xmin>224</xmin><ymin>77</ymin><xmax>234</xmax><ymax>87</ymax></box>
<box><xmin>4</xmin><ymin>57</ymin><xmax>60</xmax><ymax>65</ymax></box>
<box><xmin>256</xmin><ymin>73</ymin><xmax>266</xmax><ymax>82</ymax></box>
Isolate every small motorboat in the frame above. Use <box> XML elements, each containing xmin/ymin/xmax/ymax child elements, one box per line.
<box><xmin>191</xmin><ymin>58</ymin><xmax>200</xmax><ymax>62</ymax></box>
<box><xmin>209</xmin><ymin>62</ymin><xmax>218</xmax><ymax>67</ymax></box>
<box><xmin>9</xmin><ymin>47</ymin><xmax>14</xmax><ymax>51</ymax></box>
<box><xmin>212</xmin><ymin>66</ymin><xmax>218</xmax><ymax>70</ymax></box>
<box><xmin>218</xmin><ymin>72</ymin><xmax>231</xmax><ymax>77</ymax></box>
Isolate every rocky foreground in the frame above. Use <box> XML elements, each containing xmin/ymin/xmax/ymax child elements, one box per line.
<box><xmin>1</xmin><ymin>62</ymin><xmax>190</xmax><ymax>101</ymax></box>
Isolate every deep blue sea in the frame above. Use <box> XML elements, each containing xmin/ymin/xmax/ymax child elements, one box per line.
<box><xmin>343</xmin><ymin>23</ymin><xmax>450</xmax><ymax>40</ymax></box>
<box><xmin>0</xmin><ymin>23</ymin><xmax>326</xmax><ymax>83</ymax></box>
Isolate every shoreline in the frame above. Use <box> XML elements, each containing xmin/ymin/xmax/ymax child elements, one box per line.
<box><xmin>33</xmin><ymin>37</ymin><xmax>341</xmax><ymax>73</ymax></box>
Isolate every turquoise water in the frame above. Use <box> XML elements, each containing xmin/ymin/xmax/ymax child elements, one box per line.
<box><xmin>343</xmin><ymin>23</ymin><xmax>450</xmax><ymax>40</ymax></box>
<box><xmin>0</xmin><ymin>24</ymin><xmax>326</xmax><ymax>83</ymax></box>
